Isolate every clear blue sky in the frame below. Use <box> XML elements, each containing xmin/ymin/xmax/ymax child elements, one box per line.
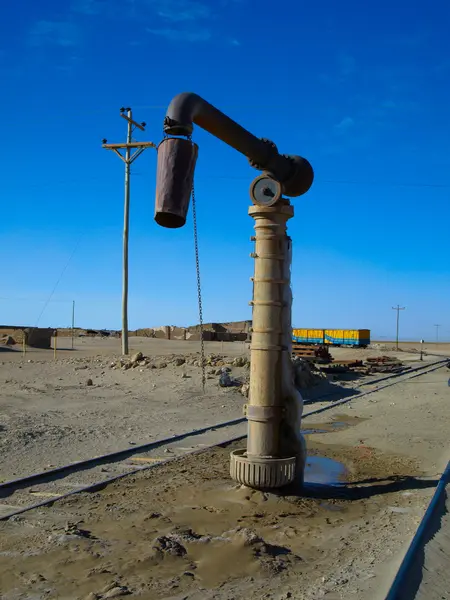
<box><xmin>1</xmin><ymin>0</ymin><xmax>449</xmax><ymax>341</ymax></box>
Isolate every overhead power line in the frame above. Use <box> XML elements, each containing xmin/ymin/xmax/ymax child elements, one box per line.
<box><xmin>34</xmin><ymin>235</ymin><xmax>83</xmax><ymax>327</ymax></box>
<box><xmin>9</xmin><ymin>174</ymin><xmax>450</xmax><ymax>191</ymax></box>
<box><xmin>0</xmin><ymin>297</ymin><xmax>73</xmax><ymax>303</ymax></box>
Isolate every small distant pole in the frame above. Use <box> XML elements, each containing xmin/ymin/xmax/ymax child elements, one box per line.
<box><xmin>434</xmin><ymin>324</ymin><xmax>441</xmax><ymax>344</ymax></box>
<box><xmin>54</xmin><ymin>329</ymin><xmax>57</xmax><ymax>360</ymax></box>
<box><xmin>420</xmin><ymin>339</ymin><xmax>424</xmax><ymax>361</ymax></box>
<box><xmin>392</xmin><ymin>305</ymin><xmax>405</xmax><ymax>350</ymax></box>
<box><xmin>102</xmin><ymin>109</ymin><xmax>156</xmax><ymax>356</ymax></box>
<box><xmin>71</xmin><ymin>300</ymin><xmax>75</xmax><ymax>350</ymax></box>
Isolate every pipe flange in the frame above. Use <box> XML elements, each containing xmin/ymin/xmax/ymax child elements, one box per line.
<box><xmin>245</xmin><ymin>404</ymin><xmax>284</xmax><ymax>423</ymax></box>
<box><xmin>250</xmin><ymin>174</ymin><xmax>282</xmax><ymax>207</ymax></box>
<box><xmin>163</xmin><ymin>115</ymin><xmax>193</xmax><ymax>137</ymax></box>
<box><xmin>248</xmin><ymin>138</ymin><xmax>278</xmax><ymax>170</ymax></box>
<box><xmin>230</xmin><ymin>449</ymin><xmax>296</xmax><ymax>489</ymax></box>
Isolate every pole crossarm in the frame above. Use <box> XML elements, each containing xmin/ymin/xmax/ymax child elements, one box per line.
<box><xmin>120</xmin><ymin>113</ymin><xmax>146</xmax><ymax>131</ymax></box>
<box><xmin>102</xmin><ymin>142</ymin><xmax>156</xmax><ymax>149</ymax></box>
<box><xmin>103</xmin><ymin>142</ymin><xmax>156</xmax><ymax>164</ymax></box>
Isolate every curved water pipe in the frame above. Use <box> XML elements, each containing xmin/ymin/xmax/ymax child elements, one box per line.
<box><xmin>154</xmin><ymin>92</ymin><xmax>313</xmax><ymax>228</ymax></box>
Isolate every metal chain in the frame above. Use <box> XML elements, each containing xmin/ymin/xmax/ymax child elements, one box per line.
<box><xmin>189</xmin><ymin>136</ymin><xmax>206</xmax><ymax>392</ymax></box>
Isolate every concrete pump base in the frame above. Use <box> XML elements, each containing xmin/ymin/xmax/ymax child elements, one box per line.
<box><xmin>230</xmin><ymin>448</ymin><xmax>296</xmax><ymax>489</ymax></box>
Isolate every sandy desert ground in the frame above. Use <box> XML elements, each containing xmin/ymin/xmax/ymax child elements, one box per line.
<box><xmin>0</xmin><ymin>338</ymin><xmax>449</xmax><ymax>599</ymax></box>
<box><xmin>0</xmin><ymin>337</ymin><xmax>250</xmax><ymax>481</ymax></box>
<box><xmin>1</xmin><ymin>336</ymin><xmax>446</xmax><ymax>481</ymax></box>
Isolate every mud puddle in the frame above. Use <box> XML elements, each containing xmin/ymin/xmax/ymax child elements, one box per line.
<box><xmin>302</xmin><ymin>427</ymin><xmax>329</xmax><ymax>434</ymax></box>
<box><xmin>0</xmin><ymin>438</ymin><xmax>421</xmax><ymax>600</ymax></box>
<box><xmin>304</xmin><ymin>456</ymin><xmax>347</xmax><ymax>485</ymax></box>
<box><xmin>303</xmin><ymin>413</ymin><xmax>366</xmax><ymax>436</ymax></box>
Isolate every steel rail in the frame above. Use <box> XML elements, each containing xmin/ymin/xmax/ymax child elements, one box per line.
<box><xmin>385</xmin><ymin>460</ymin><xmax>450</xmax><ymax>600</ymax></box>
<box><xmin>0</xmin><ymin>433</ymin><xmax>247</xmax><ymax>521</ymax></box>
<box><xmin>303</xmin><ymin>358</ymin><xmax>448</xmax><ymax>410</ymax></box>
<box><xmin>0</xmin><ymin>416</ymin><xmax>246</xmax><ymax>493</ymax></box>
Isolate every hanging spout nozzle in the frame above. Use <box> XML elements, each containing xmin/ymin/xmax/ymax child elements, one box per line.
<box><xmin>154</xmin><ymin>137</ymin><xmax>198</xmax><ymax>229</ymax></box>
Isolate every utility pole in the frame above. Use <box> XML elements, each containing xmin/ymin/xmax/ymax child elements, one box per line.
<box><xmin>102</xmin><ymin>108</ymin><xmax>156</xmax><ymax>355</ymax></box>
<box><xmin>392</xmin><ymin>305</ymin><xmax>405</xmax><ymax>350</ymax></box>
<box><xmin>434</xmin><ymin>324</ymin><xmax>441</xmax><ymax>344</ymax></box>
<box><xmin>71</xmin><ymin>300</ymin><xmax>75</xmax><ymax>350</ymax></box>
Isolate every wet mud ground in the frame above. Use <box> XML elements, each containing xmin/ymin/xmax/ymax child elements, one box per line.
<box><xmin>0</xmin><ymin>433</ymin><xmax>430</xmax><ymax>600</ymax></box>
<box><xmin>1</xmin><ymin>368</ymin><xmax>449</xmax><ymax>600</ymax></box>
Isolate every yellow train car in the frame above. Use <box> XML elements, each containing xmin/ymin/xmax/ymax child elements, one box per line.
<box><xmin>292</xmin><ymin>328</ymin><xmax>370</xmax><ymax>347</ymax></box>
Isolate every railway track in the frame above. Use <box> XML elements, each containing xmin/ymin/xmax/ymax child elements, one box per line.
<box><xmin>0</xmin><ymin>357</ymin><xmax>447</xmax><ymax>522</ymax></box>
<box><xmin>386</xmin><ymin>461</ymin><xmax>450</xmax><ymax>600</ymax></box>
<box><xmin>303</xmin><ymin>356</ymin><xmax>449</xmax><ymax>410</ymax></box>
<box><xmin>0</xmin><ymin>419</ymin><xmax>248</xmax><ymax>520</ymax></box>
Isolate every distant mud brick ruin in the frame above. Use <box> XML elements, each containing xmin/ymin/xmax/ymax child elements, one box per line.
<box><xmin>130</xmin><ymin>320</ymin><xmax>251</xmax><ymax>342</ymax></box>
<box><xmin>0</xmin><ymin>326</ymin><xmax>55</xmax><ymax>349</ymax></box>
<box><xmin>1</xmin><ymin>321</ymin><xmax>251</xmax><ymax>346</ymax></box>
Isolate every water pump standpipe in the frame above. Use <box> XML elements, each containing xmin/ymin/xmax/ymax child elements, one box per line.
<box><xmin>230</xmin><ymin>200</ymin><xmax>305</xmax><ymax>489</ymax></box>
<box><xmin>153</xmin><ymin>93</ymin><xmax>314</xmax><ymax>489</ymax></box>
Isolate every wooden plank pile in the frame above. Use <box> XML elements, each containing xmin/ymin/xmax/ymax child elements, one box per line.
<box><xmin>291</xmin><ymin>346</ymin><xmax>407</xmax><ymax>377</ymax></box>
<box><xmin>292</xmin><ymin>344</ymin><xmax>332</xmax><ymax>362</ymax></box>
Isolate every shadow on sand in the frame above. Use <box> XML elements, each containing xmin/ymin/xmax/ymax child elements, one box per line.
<box><xmin>302</xmin><ymin>380</ymin><xmax>360</xmax><ymax>405</ymax></box>
<box><xmin>282</xmin><ymin>474</ymin><xmax>439</xmax><ymax>502</ymax></box>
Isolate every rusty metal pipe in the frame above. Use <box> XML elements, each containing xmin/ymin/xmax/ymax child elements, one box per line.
<box><xmin>163</xmin><ymin>92</ymin><xmax>313</xmax><ymax>198</ymax></box>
